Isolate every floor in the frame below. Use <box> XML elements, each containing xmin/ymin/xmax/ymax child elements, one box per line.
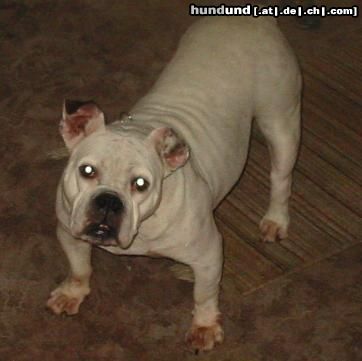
<box><xmin>0</xmin><ymin>1</ymin><xmax>361</xmax><ymax>360</ymax></box>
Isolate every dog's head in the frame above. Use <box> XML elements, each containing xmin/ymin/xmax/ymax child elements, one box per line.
<box><xmin>57</xmin><ymin>100</ymin><xmax>189</xmax><ymax>249</ymax></box>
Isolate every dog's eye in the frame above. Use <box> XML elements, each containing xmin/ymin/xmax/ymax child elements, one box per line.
<box><xmin>79</xmin><ymin>164</ymin><xmax>97</xmax><ymax>178</ymax></box>
<box><xmin>131</xmin><ymin>177</ymin><xmax>150</xmax><ymax>192</ymax></box>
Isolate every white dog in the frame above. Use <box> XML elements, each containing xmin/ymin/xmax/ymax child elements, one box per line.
<box><xmin>47</xmin><ymin>16</ymin><xmax>301</xmax><ymax>352</ymax></box>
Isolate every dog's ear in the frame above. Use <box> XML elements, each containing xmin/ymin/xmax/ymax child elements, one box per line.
<box><xmin>60</xmin><ymin>100</ymin><xmax>106</xmax><ymax>150</ymax></box>
<box><xmin>148</xmin><ymin>127</ymin><xmax>190</xmax><ymax>174</ymax></box>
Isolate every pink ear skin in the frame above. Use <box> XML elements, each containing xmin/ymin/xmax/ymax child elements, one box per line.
<box><xmin>60</xmin><ymin>100</ymin><xmax>106</xmax><ymax>150</ymax></box>
<box><xmin>148</xmin><ymin>127</ymin><xmax>190</xmax><ymax>173</ymax></box>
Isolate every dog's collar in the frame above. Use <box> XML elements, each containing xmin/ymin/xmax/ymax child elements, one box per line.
<box><xmin>119</xmin><ymin>112</ymin><xmax>133</xmax><ymax>123</ymax></box>
<box><xmin>116</xmin><ymin>112</ymin><xmax>155</xmax><ymax>135</ymax></box>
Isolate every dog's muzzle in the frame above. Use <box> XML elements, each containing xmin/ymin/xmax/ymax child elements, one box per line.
<box><xmin>82</xmin><ymin>191</ymin><xmax>123</xmax><ymax>246</ymax></box>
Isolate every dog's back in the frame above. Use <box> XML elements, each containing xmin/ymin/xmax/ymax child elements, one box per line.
<box><xmin>132</xmin><ymin>16</ymin><xmax>301</xmax><ymax>205</ymax></box>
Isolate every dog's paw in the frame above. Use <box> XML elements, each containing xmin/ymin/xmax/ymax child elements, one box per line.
<box><xmin>186</xmin><ymin>320</ymin><xmax>224</xmax><ymax>352</ymax></box>
<box><xmin>46</xmin><ymin>280</ymin><xmax>90</xmax><ymax>316</ymax></box>
<box><xmin>47</xmin><ymin>291</ymin><xmax>83</xmax><ymax>315</ymax></box>
<box><xmin>260</xmin><ymin>219</ymin><xmax>288</xmax><ymax>242</ymax></box>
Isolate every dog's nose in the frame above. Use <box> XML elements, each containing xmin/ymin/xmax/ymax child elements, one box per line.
<box><xmin>94</xmin><ymin>192</ymin><xmax>123</xmax><ymax>214</ymax></box>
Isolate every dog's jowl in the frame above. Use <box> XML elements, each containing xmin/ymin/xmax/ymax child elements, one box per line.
<box><xmin>47</xmin><ymin>17</ymin><xmax>301</xmax><ymax>352</ymax></box>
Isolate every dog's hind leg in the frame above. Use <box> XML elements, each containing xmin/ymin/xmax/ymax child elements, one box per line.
<box><xmin>256</xmin><ymin>102</ymin><xmax>301</xmax><ymax>242</ymax></box>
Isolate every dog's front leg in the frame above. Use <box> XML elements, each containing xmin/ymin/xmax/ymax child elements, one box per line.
<box><xmin>47</xmin><ymin>223</ymin><xmax>92</xmax><ymax>315</ymax></box>
<box><xmin>185</xmin><ymin>227</ymin><xmax>224</xmax><ymax>352</ymax></box>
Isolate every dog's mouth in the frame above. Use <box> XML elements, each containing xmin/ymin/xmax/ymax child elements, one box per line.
<box><xmin>77</xmin><ymin>191</ymin><xmax>136</xmax><ymax>249</ymax></box>
<box><xmin>80</xmin><ymin>191</ymin><xmax>125</xmax><ymax>247</ymax></box>
<box><xmin>81</xmin><ymin>223</ymin><xmax>119</xmax><ymax>246</ymax></box>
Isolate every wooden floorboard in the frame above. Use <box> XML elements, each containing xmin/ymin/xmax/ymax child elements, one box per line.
<box><xmin>219</xmin><ymin>11</ymin><xmax>362</xmax><ymax>294</ymax></box>
<box><xmin>303</xmin><ymin>72</ymin><xmax>361</xmax><ymax>135</ymax></box>
<box><xmin>303</xmin><ymin>60</ymin><xmax>362</xmax><ymax>106</ymax></box>
<box><xmin>303</xmin><ymin>101</ymin><xmax>361</xmax><ymax>164</ymax></box>
<box><xmin>302</xmin><ymin>127</ymin><xmax>361</xmax><ymax>184</ymax></box>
